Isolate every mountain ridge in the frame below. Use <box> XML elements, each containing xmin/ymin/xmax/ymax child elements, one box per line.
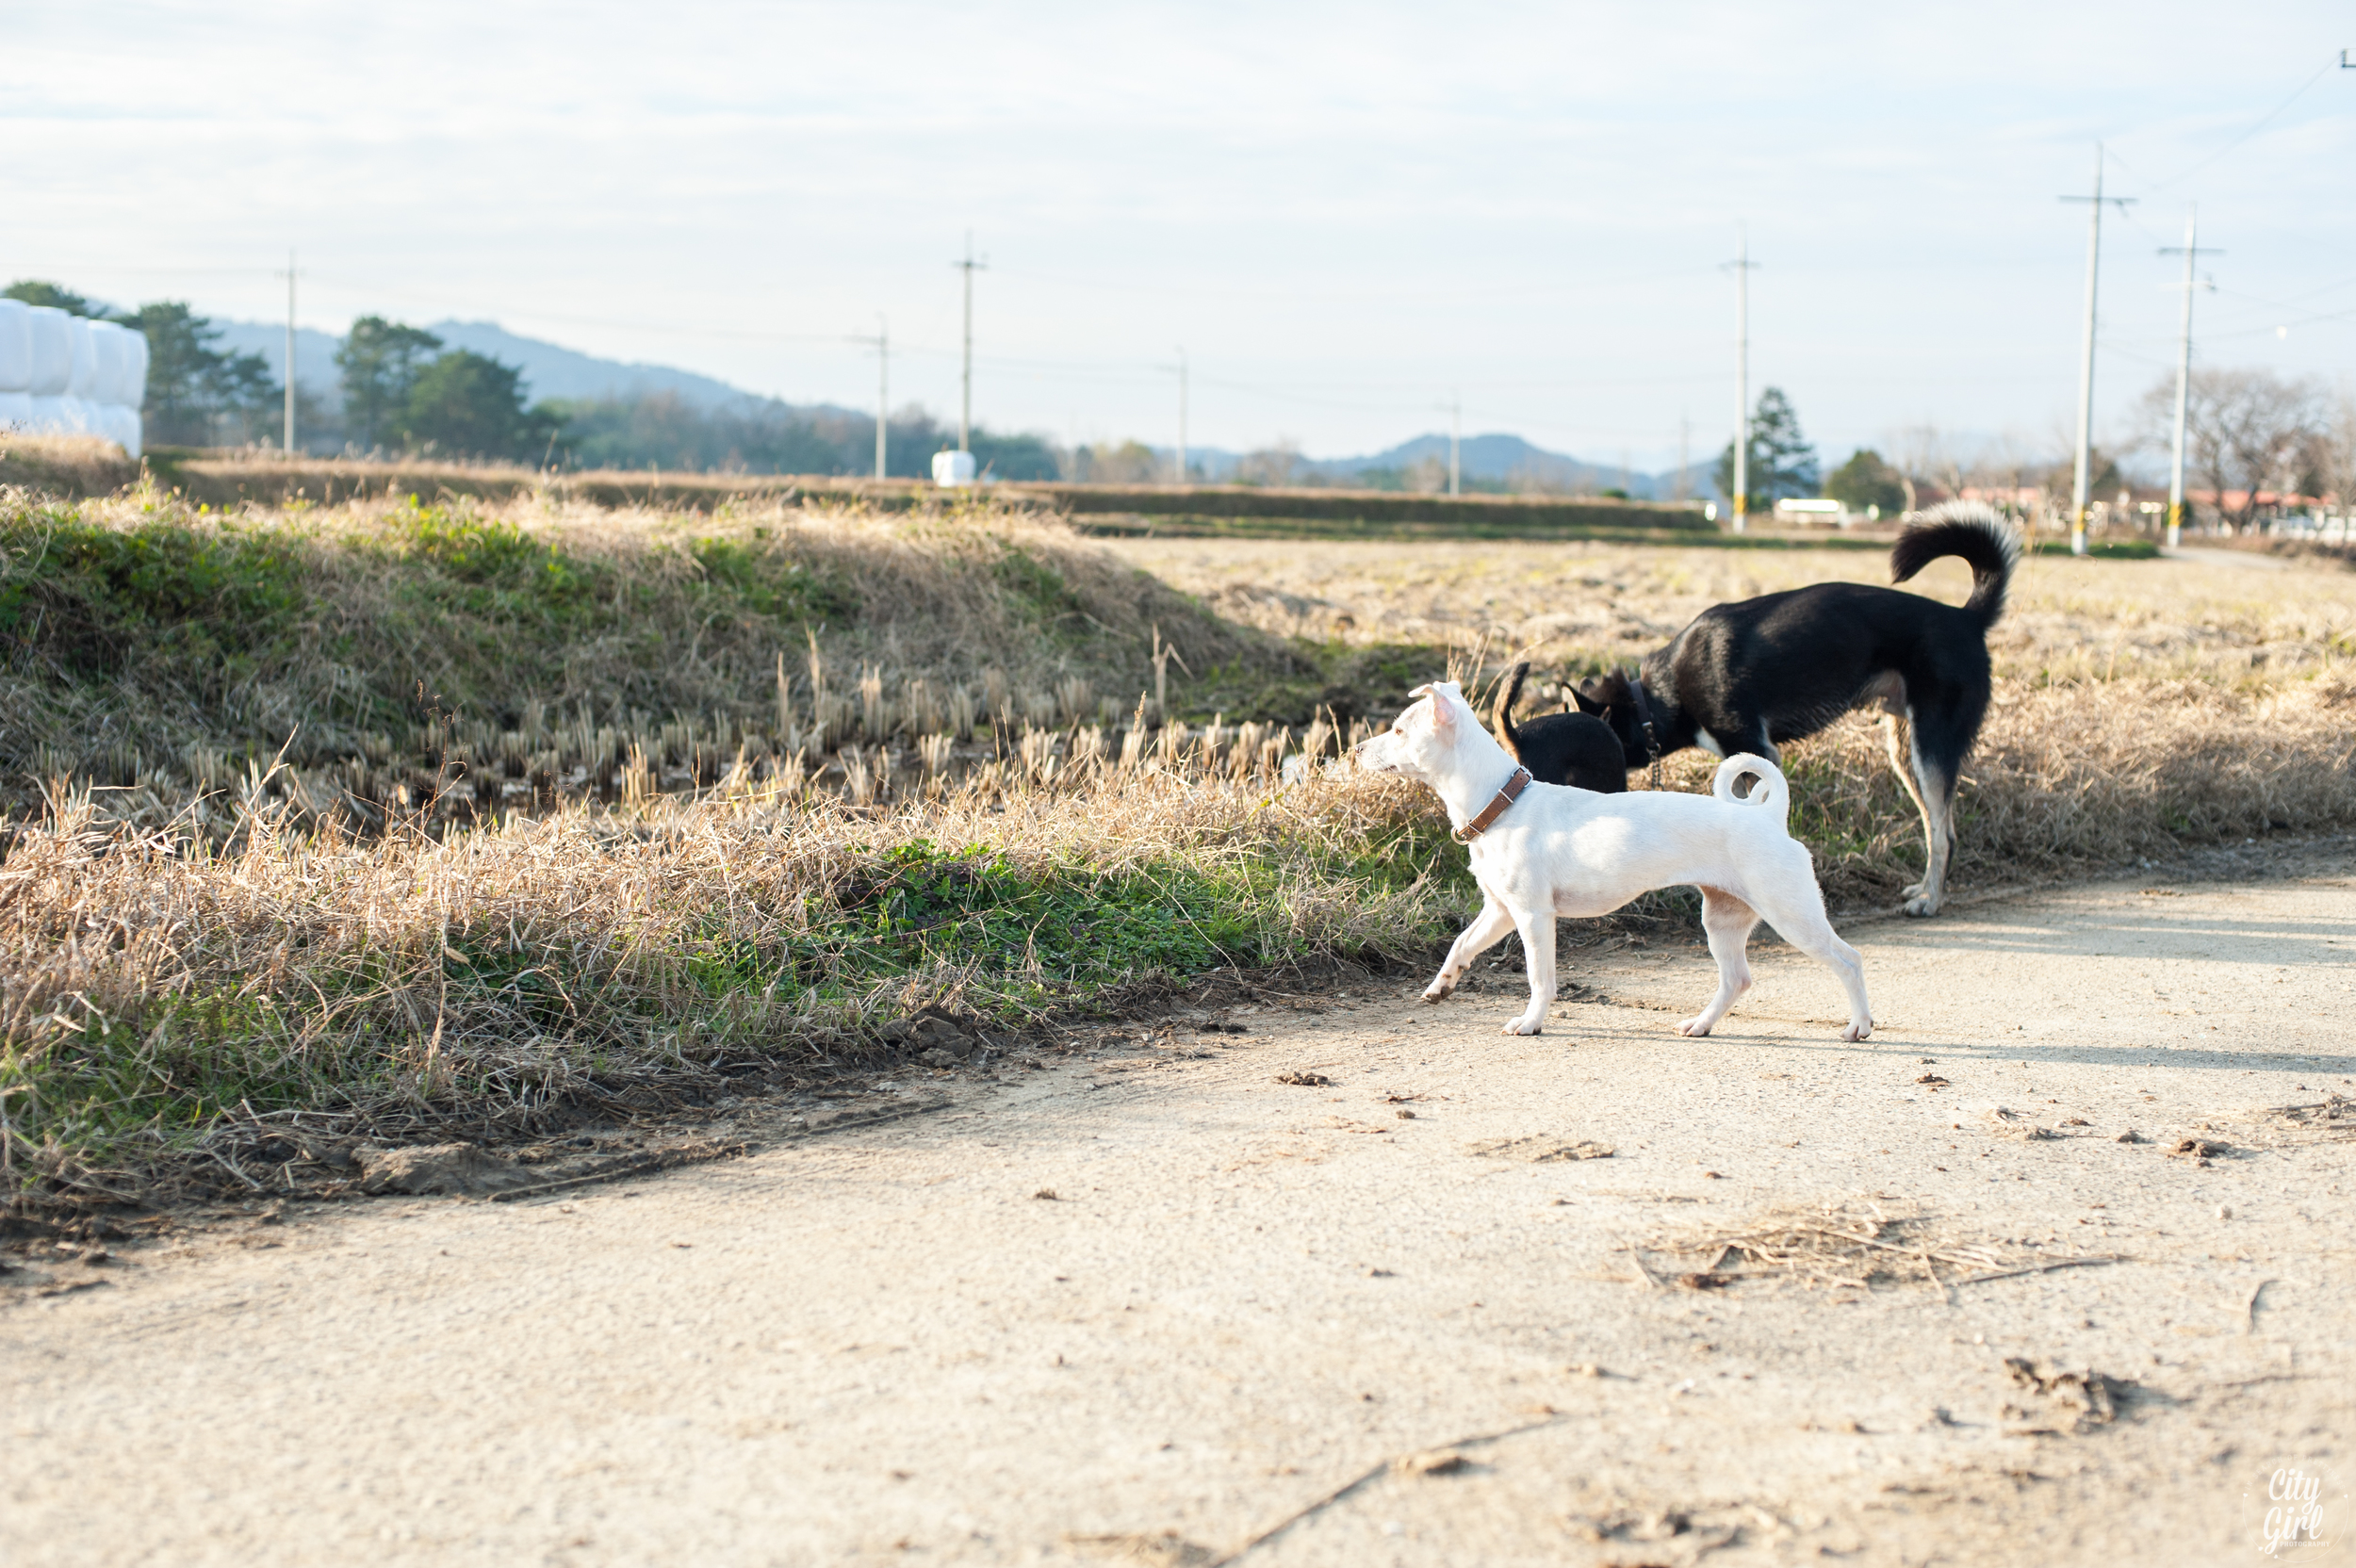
<box><xmin>204</xmin><ymin>317</ymin><xmax>1689</xmax><ymax>490</ymax></box>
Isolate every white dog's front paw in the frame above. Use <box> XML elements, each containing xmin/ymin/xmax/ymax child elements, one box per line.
<box><xmin>1677</xmin><ymin>1016</ymin><xmax>1715</xmax><ymax>1037</ymax></box>
<box><xmin>1421</xmin><ymin>979</ymin><xmax>1455</xmax><ymax>1004</ymax></box>
<box><xmin>1502</xmin><ymin>1014</ymin><xmax>1544</xmax><ymax>1036</ymax></box>
<box><xmin>1841</xmin><ymin>1018</ymin><xmax>1874</xmax><ymax>1042</ymax></box>
<box><xmin>1901</xmin><ymin>893</ymin><xmax>1940</xmax><ymax>918</ymax></box>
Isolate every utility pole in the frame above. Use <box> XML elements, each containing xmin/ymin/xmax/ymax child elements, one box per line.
<box><xmin>2159</xmin><ymin>208</ymin><xmax>2221</xmax><ymax>552</ymax></box>
<box><xmin>1677</xmin><ymin>416</ymin><xmax>1691</xmax><ymax>502</ymax></box>
<box><xmin>1176</xmin><ymin>347</ymin><xmax>1188</xmax><ymax>483</ymax></box>
<box><xmin>2060</xmin><ymin>147</ymin><xmax>2134</xmax><ymax>556</ymax></box>
<box><xmin>846</xmin><ymin>318</ymin><xmax>891</xmax><ymax>479</ymax></box>
<box><xmin>1448</xmin><ymin>395</ymin><xmax>1461</xmax><ymax>497</ymax></box>
<box><xmin>954</xmin><ymin>233</ymin><xmax>986</xmax><ymax>454</ymax></box>
<box><xmin>1725</xmin><ymin>227</ymin><xmax>1759</xmax><ymax>531</ymax></box>
<box><xmin>282</xmin><ymin>249</ymin><xmax>296</xmax><ymax>454</ymax></box>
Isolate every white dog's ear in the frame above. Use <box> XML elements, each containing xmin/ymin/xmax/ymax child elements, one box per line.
<box><xmin>1426</xmin><ymin>687</ymin><xmax>1456</xmax><ymax>729</ymax></box>
<box><xmin>1408</xmin><ymin>683</ymin><xmax>1432</xmax><ymax>699</ymax></box>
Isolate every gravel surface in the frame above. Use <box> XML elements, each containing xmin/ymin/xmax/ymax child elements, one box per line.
<box><xmin>7</xmin><ymin>865</ymin><xmax>2354</xmax><ymax>1566</ymax></box>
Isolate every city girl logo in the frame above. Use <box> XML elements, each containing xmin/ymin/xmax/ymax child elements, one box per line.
<box><xmin>2256</xmin><ymin>1466</ymin><xmax>2340</xmax><ymax>1560</ymax></box>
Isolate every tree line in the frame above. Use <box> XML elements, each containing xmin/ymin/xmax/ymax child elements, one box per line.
<box><xmin>2</xmin><ymin>285</ymin><xmax>1063</xmax><ymax>476</ymax></box>
<box><xmin>1722</xmin><ymin>374</ymin><xmax>2350</xmax><ymax>531</ymax></box>
<box><xmin>9</xmin><ymin>281</ymin><xmax>2347</xmax><ymax>514</ymax></box>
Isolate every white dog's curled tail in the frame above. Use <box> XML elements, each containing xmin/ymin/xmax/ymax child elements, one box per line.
<box><xmin>1710</xmin><ymin>753</ymin><xmax>1791</xmax><ymax>831</ymax></box>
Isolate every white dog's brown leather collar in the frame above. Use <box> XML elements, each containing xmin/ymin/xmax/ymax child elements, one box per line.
<box><xmin>1452</xmin><ymin>766</ymin><xmax>1533</xmax><ymax>843</ymax></box>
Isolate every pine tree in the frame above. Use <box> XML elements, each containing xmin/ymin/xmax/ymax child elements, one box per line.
<box><xmin>1713</xmin><ymin>386</ymin><xmax>1821</xmax><ymax>509</ymax></box>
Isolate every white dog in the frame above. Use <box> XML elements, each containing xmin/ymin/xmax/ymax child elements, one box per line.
<box><xmin>1354</xmin><ymin>682</ymin><xmax>1873</xmax><ymax>1042</ymax></box>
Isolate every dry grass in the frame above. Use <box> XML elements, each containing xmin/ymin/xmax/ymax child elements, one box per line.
<box><xmin>0</xmin><ymin>434</ymin><xmax>139</xmax><ymax>499</ymax></box>
<box><xmin>1111</xmin><ymin>535</ymin><xmax>2356</xmax><ymax>687</ymax></box>
<box><xmin>1632</xmin><ymin>1199</ymin><xmax>2114</xmax><ymax>1296</ymax></box>
<box><xmin>0</xmin><ymin>762</ymin><xmax>1454</xmax><ymax>1209</ymax></box>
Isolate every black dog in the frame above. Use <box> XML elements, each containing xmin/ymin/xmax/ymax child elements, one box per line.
<box><xmin>1486</xmin><ymin>661</ymin><xmax>1628</xmax><ymax>795</ymax></box>
<box><xmin>1571</xmin><ymin>501</ymin><xmax>2019</xmax><ymax>917</ymax></box>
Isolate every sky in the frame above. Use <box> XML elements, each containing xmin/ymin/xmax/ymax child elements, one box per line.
<box><xmin>6</xmin><ymin>2</ymin><xmax>2352</xmax><ymax>469</ymax></box>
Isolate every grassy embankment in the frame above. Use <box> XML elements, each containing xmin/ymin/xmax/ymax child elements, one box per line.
<box><xmin>0</xmin><ymin>465</ymin><xmax>1475</xmax><ymax>1210</ymax></box>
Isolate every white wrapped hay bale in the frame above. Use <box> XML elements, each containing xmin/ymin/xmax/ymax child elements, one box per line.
<box><xmin>0</xmin><ymin>391</ymin><xmax>30</xmax><ymax>431</ymax></box>
<box><xmin>65</xmin><ymin>315</ymin><xmax>99</xmax><ymax>400</ymax></box>
<box><xmin>89</xmin><ymin>321</ymin><xmax>129</xmax><ymax>405</ymax></box>
<box><xmin>25</xmin><ymin>307</ymin><xmax>73</xmax><ymax>399</ymax></box>
<box><xmin>100</xmin><ymin>402</ymin><xmax>140</xmax><ymax>454</ymax></box>
<box><xmin>0</xmin><ymin>299</ymin><xmax>31</xmax><ymax>395</ymax></box>
<box><xmin>118</xmin><ymin>327</ymin><xmax>148</xmax><ymax>456</ymax></box>
<box><xmin>27</xmin><ymin>394</ymin><xmax>68</xmax><ymax>433</ymax></box>
<box><xmin>123</xmin><ymin>327</ymin><xmax>149</xmax><ymax>406</ymax></box>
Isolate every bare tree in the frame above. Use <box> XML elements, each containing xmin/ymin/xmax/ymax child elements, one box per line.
<box><xmin>2136</xmin><ymin>368</ymin><xmax>2326</xmax><ymax>531</ymax></box>
<box><xmin>1885</xmin><ymin>423</ymin><xmax>1954</xmax><ymax>514</ymax></box>
<box><xmin>1965</xmin><ymin>430</ymin><xmax>2042</xmax><ymax>515</ymax></box>
<box><xmin>2301</xmin><ymin>386</ymin><xmax>2355</xmax><ymax>514</ymax></box>
<box><xmin>1072</xmin><ymin>440</ymin><xmax>1162</xmax><ymax>483</ymax></box>
<box><xmin>1233</xmin><ymin>439</ymin><xmax>1308</xmax><ymax>487</ymax></box>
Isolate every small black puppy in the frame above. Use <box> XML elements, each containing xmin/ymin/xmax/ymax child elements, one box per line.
<box><xmin>1573</xmin><ymin>501</ymin><xmax>2019</xmax><ymax>917</ymax></box>
<box><xmin>1486</xmin><ymin>661</ymin><xmax>1628</xmax><ymax>794</ymax></box>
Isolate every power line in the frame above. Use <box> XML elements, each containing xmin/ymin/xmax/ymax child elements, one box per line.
<box><xmin>2140</xmin><ymin>56</ymin><xmax>2340</xmax><ymax>192</ymax></box>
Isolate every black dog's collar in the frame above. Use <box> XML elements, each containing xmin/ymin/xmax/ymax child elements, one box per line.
<box><xmin>1626</xmin><ymin>673</ymin><xmax>1665</xmax><ymax>789</ymax></box>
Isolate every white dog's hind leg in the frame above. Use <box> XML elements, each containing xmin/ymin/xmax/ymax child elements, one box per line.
<box><xmin>1424</xmin><ymin>892</ymin><xmax>1514</xmax><ymax>1004</ymax></box>
<box><xmin>1503</xmin><ymin>903</ymin><xmax>1556</xmax><ymax>1036</ymax></box>
<box><xmin>1742</xmin><ymin>872</ymin><xmax>1874</xmax><ymax>1041</ymax></box>
<box><xmin>1678</xmin><ymin>886</ymin><xmax>1759</xmax><ymax>1037</ymax></box>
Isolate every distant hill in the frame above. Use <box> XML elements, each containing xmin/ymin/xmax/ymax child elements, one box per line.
<box><xmin>206</xmin><ymin>318</ymin><xmax>787</xmax><ymax>414</ymax></box>
<box><xmin>1309</xmin><ymin>433</ymin><xmax>1711</xmax><ymax>498</ymax></box>
<box><xmin>1138</xmin><ymin>433</ymin><xmax>1702</xmax><ymax>498</ymax></box>
<box><xmin>196</xmin><ymin>316</ymin><xmax>1705</xmax><ymax>494</ymax></box>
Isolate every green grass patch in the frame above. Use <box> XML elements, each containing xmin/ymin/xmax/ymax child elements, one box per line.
<box><xmin>2030</xmin><ymin>538</ymin><xmax>2162</xmax><ymax>560</ymax></box>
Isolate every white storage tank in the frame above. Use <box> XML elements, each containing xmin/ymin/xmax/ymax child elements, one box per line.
<box><xmin>931</xmin><ymin>449</ymin><xmax>977</xmax><ymax>486</ymax></box>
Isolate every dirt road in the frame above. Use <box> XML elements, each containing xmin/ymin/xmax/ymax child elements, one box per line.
<box><xmin>8</xmin><ymin>865</ymin><xmax>2355</xmax><ymax>1566</ymax></box>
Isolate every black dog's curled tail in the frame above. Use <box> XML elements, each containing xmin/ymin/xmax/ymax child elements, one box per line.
<box><xmin>1890</xmin><ymin>500</ymin><xmax>2021</xmax><ymax>629</ymax></box>
<box><xmin>1489</xmin><ymin>661</ymin><xmax>1532</xmax><ymax>758</ymax></box>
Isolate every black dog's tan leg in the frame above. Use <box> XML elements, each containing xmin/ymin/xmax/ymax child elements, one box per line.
<box><xmin>1880</xmin><ymin>713</ymin><xmax>1930</xmax><ymax>824</ymax></box>
<box><xmin>1903</xmin><ymin>736</ymin><xmax>1958</xmax><ymax>918</ymax></box>
<box><xmin>1424</xmin><ymin>892</ymin><xmax>1514</xmax><ymax>1003</ymax></box>
<box><xmin>1882</xmin><ymin>713</ymin><xmax>1960</xmax><ymax>916</ymax></box>
<box><xmin>1678</xmin><ymin>886</ymin><xmax>1759</xmax><ymax>1037</ymax></box>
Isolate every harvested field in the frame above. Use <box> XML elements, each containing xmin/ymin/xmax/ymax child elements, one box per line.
<box><xmin>1110</xmin><ymin>535</ymin><xmax>2356</xmax><ymax>689</ymax></box>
